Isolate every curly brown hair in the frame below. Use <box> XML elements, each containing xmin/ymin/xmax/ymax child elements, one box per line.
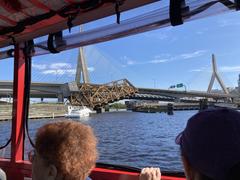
<box><xmin>35</xmin><ymin>121</ymin><xmax>98</xmax><ymax>180</ymax></box>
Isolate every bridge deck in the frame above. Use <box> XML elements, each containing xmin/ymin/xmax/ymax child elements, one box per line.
<box><xmin>0</xmin><ymin>81</ymin><xmax>238</xmax><ymax>105</ymax></box>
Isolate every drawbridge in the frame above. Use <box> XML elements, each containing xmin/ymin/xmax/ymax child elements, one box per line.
<box><xmin>64</xmin><ymin>31</ymin><xmax>137</xmax><ymax>108</ymax></box>
<box><xmin>66</xmin><ymin>79</ymin><xmax>137</xmax><ymax>108</ymax></box>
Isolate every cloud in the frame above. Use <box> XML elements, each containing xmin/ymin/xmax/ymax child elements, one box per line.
<box><xmin>189</xmin><ymin>69</ymin><xmax>204</xmax><ymax>72</ymax></box>
<box><xmin>154</xmin><ymin>50</ymin><xmax>206</xmax><ymax>62</ymax></box>
<box><xmin>196</xmin><ymin>28</ymin><xmax>208</xmax><ymax>35</ymax></box>
<box><xmin>35</xmin><ymin>62</ymin><xmax>74</xmax><ymax>76</ymax></box>
<box><xmin>218</xmin><ymin>19</ymin><xmax>240</xmax><ymax>27</ymax></box>
<box><xmin>196</xmin><ymin>31</ymin><xmax>204</xmax><ymax>35</ymax></box>
<box><xmin>220</xmin><ymin>66</ymin><xmax>240</xmax><ymax>72</ymax></box>
<box><xmin>149</xmin><ymin>59</ymin><xmax>169</xmax><ymax>64</ymax></box>
<box><xmin>42</xmin><ymin>69</ymin><xmax>76</xmax><ymax>75</ymax></box>
<box><xmin>121</xmin><ymin>56</ymin><xmax>138</xmax><ymax>66</ymax></box>
<box><xmin>143</xmin><ymin>28</ymin><xmax>177</xmax><ymax>42</ymax></box>
<box><xmin>179</xmin><ymin>50</ymin><xmax>206</xmax><ymax>59</ymax></box>
<box><xmin>49</xmin><ymin>63</ymin><xmax>72</xmax><ymax>69</ymax></box>
<box><xmin>87</xmin><ymin>67</ymin><xmax>95</xmax><ymax>72</ymax></box>
<box><xmin>121</xmin><ymin>50</ymin><xmax>206</xmax><ymax>67</ymax></box>
<box><xmin>121</xmin><ymin>54</ymin><xmax>170</xmax><ymax>67</ymax></box>
<box><xmin>144</xmin><ymin>32</ymin><xmax>168</xmax><ymax>40</ymax></box>
<box><xmin>127</xmin><ymin>60</ymin><xmax>136</xmax><ymax>65</ymax></box>
<box><xmin>189</xmin><ymin>67</ymin><xmax>210</xmax><ymax>72</ymax></box>
<box><xmin>189</xmin><ymin>65</ymin><xmax>240</xmax><ymax>73</ymax></box>
<box><xmin>148</xmin><ymin>54</ymin><xmax>171</xmax><ymax>64</ymax></box>
<box><xmin>32</xmin><ymin>63</ymin><xmax>47</xmax><ymax>70</ymax></box>
<box><xmin>35</xmin><ymin>62</ymin><xmax>95</xmax><ymax>77</ymax></box>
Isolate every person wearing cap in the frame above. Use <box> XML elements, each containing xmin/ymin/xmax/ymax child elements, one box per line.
<box><xmin>140</xmin><ymin>108</ymin><xmax>240</xmax><ymax>180</ymax></box>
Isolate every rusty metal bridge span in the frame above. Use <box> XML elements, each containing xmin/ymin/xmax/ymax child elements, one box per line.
<box><xmin>67</xmin><ymin>79</ymin><xmax>137</xmax><ymax>108</ymax></box>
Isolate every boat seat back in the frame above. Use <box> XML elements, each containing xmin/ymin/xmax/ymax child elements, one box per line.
<box><xmin>0</xmin><ymin>168</ymin><xmax>6</xmax><ymax>180</ymax></box>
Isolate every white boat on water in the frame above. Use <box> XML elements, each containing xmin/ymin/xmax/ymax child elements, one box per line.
<box><xmin>65</xmin><ymin>106</ymin><xmax>92</xmax><ymax>118</ymax></box>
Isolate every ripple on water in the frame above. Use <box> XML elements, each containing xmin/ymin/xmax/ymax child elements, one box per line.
<box><xmin>0</xmin><ymin>110</ymin><xmax>196</xmax><ymax>171</ymax></box>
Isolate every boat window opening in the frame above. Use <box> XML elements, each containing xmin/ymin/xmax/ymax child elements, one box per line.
<box><xmin>20</xmin><ymin>6</ymin><xmax>240</xmax><ymax>170</ymax></box>
<box><xmin>15</xmin><ymin>43</ymin><xmax>192</xmax><ymax>172</ymax></box>
<box><xmin>0</xmin><ymin>1</ymin><xmax>240</xmax><ymax>180</ymax></box>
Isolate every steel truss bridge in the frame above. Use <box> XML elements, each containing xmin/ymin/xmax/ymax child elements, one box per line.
<box><xmin>0</xmin><ymin>80</ymin><xmax>237</xmax><ymax>108</ymax></box>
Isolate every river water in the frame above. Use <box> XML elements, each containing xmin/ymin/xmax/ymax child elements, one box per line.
<box><xmin>0</xmin><ymin>110</ymin><xmax>197</xmax><ymax>172</ymax></box>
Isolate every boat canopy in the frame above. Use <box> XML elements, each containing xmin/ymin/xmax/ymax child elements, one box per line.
<box><xmin>0</xmin><ymin>0</ymin><xmax>239</xmax><ymax>60</ymax></box>
<box><xmin>0</xmin><ymin>0</ymin><xmax>157</xmax><ymax>48</ymax></box>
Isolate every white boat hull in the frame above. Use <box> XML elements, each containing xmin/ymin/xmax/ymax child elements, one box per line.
<box><xmin>65</xmin><ymin>106</ymin><xmax>92</xmax><ymax>118</ymax></box>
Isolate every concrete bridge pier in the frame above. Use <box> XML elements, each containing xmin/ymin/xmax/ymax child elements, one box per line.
<box><xmin>94</xmin><ymin>106</ymin><xmax>105</xmax><ymax>113</ymax></box>
<box><xmin>57</xmin><ymin>93</ymin><xmax>64</xmax><ymax>103</ymax></box>
<box><xmin>199</xmin><ymin>99</ymin><xmax>208</xmax><ymax>111</ymax></box>
<box><xmin>174</xmin><ymin>98</ymin><xmax>181</xmax><ymax>103</ymax></box>
<box><xmin>104</xmin><ymin>105</ymin><xmax>110</xmax><ymax>112</ymax></box>
<box><xmin>167</xmin><ymin>103</ymin><xmax>174</xmax><ymax>115</ymax></box>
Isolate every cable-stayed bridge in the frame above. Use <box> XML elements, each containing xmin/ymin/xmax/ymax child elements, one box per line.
<box><xmin>0</xmin><ymin>46</ymin><xmax>239</xmax><ymax>108</ymax></box>
<box><xmin>0</xmin><ymin>79</ymin><xmax>237</xmax><ymax>107</ymax></box>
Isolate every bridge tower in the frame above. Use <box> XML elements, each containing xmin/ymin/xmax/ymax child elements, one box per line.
<box><xmin>75</xmin><ymin>26</ymin><xmax>90</xmax><ymax>83</ymax></box>
<box><xmin>238</xmin><ymin>74</ymin><xmax>240</xmax><ymax>92</ymax></box>
<box><xmin>207</xmin><ymin>54</ymin><xmax>229</xmax><ymax>94</ymax></box>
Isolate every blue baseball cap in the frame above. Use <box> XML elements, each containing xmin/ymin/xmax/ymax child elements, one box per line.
<box><xmin>176</xmin><ymin>108</ymin><xmax>240</xmax><ymax>180</ymax></box>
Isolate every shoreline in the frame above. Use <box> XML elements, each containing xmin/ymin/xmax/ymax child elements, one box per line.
<box><xmin>0</xmin><ymin>103</ymin><xmax>128</xmax><ymax>121</ymax></box>
<box><xmin>0</xmin><ymin>103</ymin><xmax>67</xmax><ymax>121</ymax></box>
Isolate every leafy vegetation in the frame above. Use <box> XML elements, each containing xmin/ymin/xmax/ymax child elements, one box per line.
<box><xmin>109</xmin><ymin>103</ymin><xmax>126</xmax><ymax>109</ymax></box>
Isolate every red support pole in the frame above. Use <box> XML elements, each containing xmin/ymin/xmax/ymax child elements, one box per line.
<box><xmin>10</xmin><ymin>43</ymin><xmax>26</xmax><ymax>180</ymax></box>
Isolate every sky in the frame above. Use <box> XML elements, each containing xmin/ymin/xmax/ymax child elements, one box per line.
<box><xmin>0</xmin><ymin>1</ymin><xmax>240</xmax><ymax>91</ymax></box>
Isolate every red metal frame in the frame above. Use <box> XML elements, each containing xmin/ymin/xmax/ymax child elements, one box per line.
<box><xmin>9</xmin><ymin>43</ymin><xmax>26</xmax><ymax>180</ymax></box>
<box><xmin>0</xmin><ymin>43</ymin><xmax>32</xmax><ymax>180</ymax></box>
<box><xmin>11</xmin><ymin>43</ymin><xmax>25</xmax><ymax>163</ymax></box>
<box><xmin>91</xmin><ymin>168</ymin><xmax>185</xmax><ymax>180</ymax></box>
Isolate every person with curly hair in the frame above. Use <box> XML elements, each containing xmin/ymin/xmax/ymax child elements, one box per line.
<box><xmin>28</xmin><ymin>121</ymin><xmax>98</xmax><ymax>180</ymax></box>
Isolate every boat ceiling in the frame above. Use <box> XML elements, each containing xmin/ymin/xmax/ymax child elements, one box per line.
<box><xmin>0</xmin><ymin>0</ymin><xmax>157</xmax><ymax>48</ymax></box>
